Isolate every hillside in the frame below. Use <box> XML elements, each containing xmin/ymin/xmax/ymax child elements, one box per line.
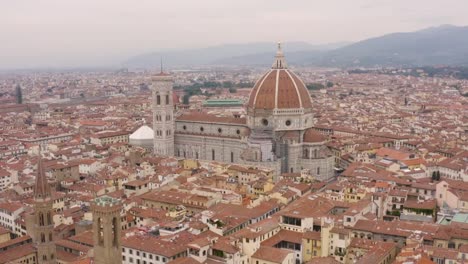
<box><xmin>313</xmin><ymin>25</ymin><xmax>468</xmax><ymax>67</ymax></box>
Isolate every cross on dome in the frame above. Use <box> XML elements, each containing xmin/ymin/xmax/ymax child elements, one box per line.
<box><xmin>272</xmin><ymin>42</ymin><xmax>287</xmax><ymax>69</ymax></box>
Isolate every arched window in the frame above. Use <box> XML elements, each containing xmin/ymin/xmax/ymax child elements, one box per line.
<box><xmin>43</xmin><ymin>255</ymin><xmax>47</xmax><ymax>261</ymax></box>
<box><xmin>47</xmin><ymin>212</ymin><xmax>52</xmax><ymax>225</ymax></box>
<box><xmin>97</xmin><ymin>218</ymin><xmax>104</xmax><ymax>246</ymax></box>
<box><xmin>212</xmin><ymin>149</ymin><xmax>215</xmax><ymax>161</ymax></box>
<box><xmin>49</xmin><ymin>233</ymin><xmax>53</xmax><ymax>242</ymax></box>
<box><xmin>39</xmin><ymin>212</ymin><xmax>44</xmax><ymax>226</ymax></box>
<box><xmin>231</xmin><ymin>152</ymin><xmax>234</xmax><ymax>163</ymax></box>
<box><xmin>317</xmin><ymin>167</ymin><xmax>320</xmax><ymax>175</ymax></box>
<box><xmin>156</xmin><ymin>95</ymin><xmax>161</xmax><ymax>105</ymax></box>
<box><xmin>50</xmin><ymin>254</ymin><xmax>54</xmax><ymax>260</ymax></box>
<box><xmin>41</xmin><ymin>233</ymin><xmax>45</xmax><ymax>243</ymax></box>
<box><xmin>165</xmin><ymin>95</ymin><xmax>169</xmax><ymax>105</ymax></box>
<box><xmin>112</xmin><ymin>217</ymin><xmax>119</xmax><ymax>247</ymax></box>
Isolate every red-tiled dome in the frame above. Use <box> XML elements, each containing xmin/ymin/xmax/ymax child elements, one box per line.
<box><xmin>248</xmin><ymin>69</ymin><xmax>312</xmax><ymax>110</ymax></box>
<box><xmin>303</xmin><ymin>129</ymin><xmax>327</xmax><ymax>143</ymax></box>
<box><xmin>247</xmin><ymin>43</ymin><xmax>312</xmax><ymax>111</ymax></box>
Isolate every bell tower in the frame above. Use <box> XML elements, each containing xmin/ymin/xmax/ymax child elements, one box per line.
<box><xmin>92</xmin><ymin>196</ymin><xmax>122</xmax><ymax>264</ymax></box>
<box><xmin>33</xmin><ymin>152</ymin><xmax>57</xmax><ymax>264</ymax></box>
<box><xmin>152</xmin><ymin>69</ymin><xmax>175</xmax><ymax>156</ymax></box>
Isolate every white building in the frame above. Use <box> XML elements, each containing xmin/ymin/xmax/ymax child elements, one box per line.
<box><xmin>129</xmin><ymin>125</ymin><xmax>154</xmax><ymax>150</ymax></box>
<box><xmin>0</xmin><ymin>202</ymin><xmax>24</xmax><ymax>235</ymax></box>
<box><xmin>0</xmin><ymin>168</ymin><xmax>18</xmax><ymax>190</ymax></box>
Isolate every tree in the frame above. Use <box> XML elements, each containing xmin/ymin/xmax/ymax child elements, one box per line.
<box><xmin>326</xmin><ymin>81</ymin><xmax>334</xmax><ymax>88</ymax></box>
<box><xmin>306</xmin><ymin>83</ymin><xmax>325</xmax><ymax>91</ymax></box>
<box><xmin>183</xmin><ymin>94</ymin><xmax>191</xmax><ymax>105</ymax></box>
<box><xmin>436</xmin><ymin>171</ymin><xmax>441</xmax><ymax>181</ymax></box>
<box><xmin>236</xmin><ymin>82</ymin><xmax>254</xmax><ymax>88</ymax></box>
<box><xmin>228</xmin><ymin>87</ymin><xmax>237</xmax><ymax>93</ymax></box>
<box><xmin>222</xmin><ymin>81</ymin><xmax>233</xmax><ymax>88</ymax></box>
<box><xmin>389</xmin><ymin>210</ymin><xmax>401</xmax><ymax>217</ymax></box>
<box><xmin>15</xmin><ymin>84</ymin><xmax>23</xmax><ymax>104</ymax></box>
<box><xmin>431</xmin><ymin>171</ymin><xmax>437</xmax><ymax>181</ymax></box>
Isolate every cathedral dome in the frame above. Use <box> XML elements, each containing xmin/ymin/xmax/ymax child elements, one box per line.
<box><xmin>247</xmin><ymin>43</ymin><xmax>312</xmax><ymax>111</ymax></box>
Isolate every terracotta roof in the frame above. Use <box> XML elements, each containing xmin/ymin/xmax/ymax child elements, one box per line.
<box><xmin>306</xmin><ymin>257</ymin><xmax>341</xmax><ymax>264</ymax></box>
<box><xmin>248</xmin><ymin>69</ymin><xmax>312</xmax><ymax>110</ymax></box>
<box><xmin>1</xmin><ymin>200</ymin><xmax>27</xmax><ymax>214</ymax></box>
<box><xmin>251</xmin><ymin>246</ymin><xmax>291</xmax><ymax>263</ymax></box>
<box><xmin>303</xmin><ymin>129</ymin><xmax>327</xmax><ymax>143</ymax></box>
<box><xmin>122</xmin><ymin>231</ymin><xmax>194</xmax><ymax>257</ymax></box>
<box><xmin>176</xmin><ymin>112</ymin><xmax>246</xmax><ymax>125</ymax></box>
<box><xmin>0</xmin><ymin>243</ymin><xmax>35</xmax><ymax>263</ymax></box>
<box><xmin>247</xmin><ymin>48</ymin><xmax>311</xmax><ymax>111</ymax></box>
<box><xmin>403</xmin><ymin>199</ymin><xmax>436</xmax><ymax>210</ymax></box>
<box><xmin>261</xmin><ymin>229</ymin><xmax>302</xmax><ymax>247</ymax></box>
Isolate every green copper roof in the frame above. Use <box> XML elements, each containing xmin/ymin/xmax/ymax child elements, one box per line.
<box><xmin>94</xmin><ymin>195</ymin><xmax>120</xmax><ymax>206</ymax></box>
<box><xmin>203</xmin><ymin>99</ymin><xmax>243</xmax><ymax>106</ymax></box>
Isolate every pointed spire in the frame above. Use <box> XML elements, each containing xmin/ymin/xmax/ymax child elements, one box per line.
<box><xmin>272</xmin><ymin>42</ymin><xmax>287</xmax><ymax>69</ymax></box>
<box><xmin>160</xmin><ymin>56</ymin><xmax>163</xmax><ymax>74</ymax></box>
<box><xmin>34</xmin><ymin>146</ymin><xmax>51</xmax><ymax>200</ymax></box>
<box><xmin>155</xmin><ymin>56</ymin><xmax>171</xmax><ymax>77</ymax></box>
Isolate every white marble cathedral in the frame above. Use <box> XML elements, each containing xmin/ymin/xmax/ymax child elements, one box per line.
<box><xmin>151</xmin><ymin>44</ymin><xmax>335</xmax><ymax>181</ymax></box>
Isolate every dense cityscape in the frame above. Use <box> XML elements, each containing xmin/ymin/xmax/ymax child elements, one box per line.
<box><xmin>1</xmin><ymin>1</ymin><xmax>468</xmax><ymax>264</ymax></box>
<box><xmin>0</xmin><ymin>45</ymin><xmax>466</xmax><ymax>264</ymax></box>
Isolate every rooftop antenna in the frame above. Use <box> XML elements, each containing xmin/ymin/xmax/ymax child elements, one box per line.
<box><xmin>160</xmin><ymin>57</ymin><xmax>163</xmax><ymax>74</ymax></box>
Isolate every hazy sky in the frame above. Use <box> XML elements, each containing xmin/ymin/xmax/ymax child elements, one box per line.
<box><xmin>1</xmin><ymin>0</ymin><xmax>468</xmax><ymax>69</ymax></box>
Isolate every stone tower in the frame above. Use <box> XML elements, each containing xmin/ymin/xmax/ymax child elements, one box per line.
<box><xmin>152</xmin><ymin>71</ymin><xmax>175</xmax><ymax>156</ymax></box>
<box><xmin>33</xmin><ymin>154</ymin><xmax>57</xmax><ymax>264</ymax></box>
<box><xmin>92</xmin><ymin>196</ymin><xmax>122</xmax><ymax>264</ymax></box>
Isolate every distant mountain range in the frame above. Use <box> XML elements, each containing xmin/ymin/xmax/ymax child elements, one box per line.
<box><xmin>314</xmin><ymin>24</ymin><xmax>468</xmax><ymax>67</ymax></box>
<box><xmin>124</xmin><ymin>25</ymin><xmax>468</xmax><ymax>68</ymax></box>
<box><xmin>123</xmin><ymin>42</ymin><xmax>350</xmax><ymax>68</ymax></box>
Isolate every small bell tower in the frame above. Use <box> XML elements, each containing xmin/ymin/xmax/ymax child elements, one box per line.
<box><xmin>92</xmin><ymin>196</ymin><xmax>123</xmax><ymax>264</ymax></box>
<box><xmin>32</xmin><ymin>149</ymin><xmax>57</xmax><ymax>264</ymax></box>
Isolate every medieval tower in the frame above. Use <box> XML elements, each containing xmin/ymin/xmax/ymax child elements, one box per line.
<box><xmin>92</xmin><ymin>196</ymin><xmax>123</xmax><ymax>264</ymax></box>
<box><xmin>152</xmin><ymin>71</ymin><xmax>175</xmax><ymax>156</ymax></box>
<box><xmin>33</xmin><ymin>154</ymin><xmax>57</xmax><ymax>264</ymax></box>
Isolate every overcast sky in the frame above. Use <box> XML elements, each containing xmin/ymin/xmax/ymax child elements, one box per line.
<box><xmin>1</xmin><ymin>0</ymin><xmax>468</xmax><ymax>69</ymax></box>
